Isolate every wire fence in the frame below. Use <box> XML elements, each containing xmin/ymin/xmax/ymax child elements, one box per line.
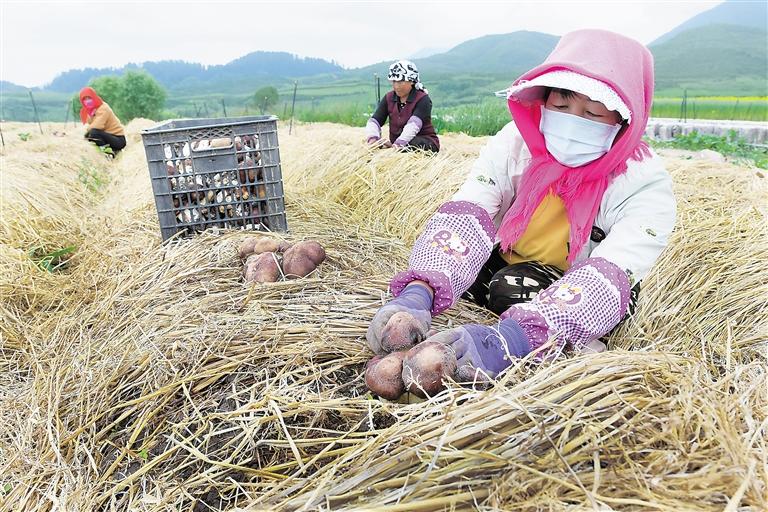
<box><xmin>2</xmin><ymin>83</ymin><xmax>766</xmax><ymax>133</ymax></box>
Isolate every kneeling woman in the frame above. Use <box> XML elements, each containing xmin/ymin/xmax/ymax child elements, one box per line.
<box><xmin>365</xmin><ymin>30</ymin><xmax>677</xmax><ymax>400</ymax></box>
<box><xmin>79</xmin><ymin>87</ymin><xmax>126</xmax><ymax>155</ymax></box>
<box><xmin>365</xmin><ymin>60</ymin><xmax>440</xmax><ymax>153</ymax></box>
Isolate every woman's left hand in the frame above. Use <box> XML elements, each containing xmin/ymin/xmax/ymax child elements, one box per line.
<box><xmin>427</xmin><ymin>319</ymin><xmax>531</xmax><ymax>383</ymax></box>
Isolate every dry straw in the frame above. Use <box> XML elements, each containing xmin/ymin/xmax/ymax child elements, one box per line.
<box><xmin>0</xmin><ymin>120</ymin><xmax>765</xmax><ymax>511</ymax></box>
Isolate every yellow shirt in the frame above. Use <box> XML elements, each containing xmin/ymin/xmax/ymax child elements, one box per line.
<box><xmin>501</xmin><ymin>192</ymin><xmax>571</xmax><ymax>271</ymax></box>
<box><xmin>87</xmin><ymin>103</ymin><xmax>125</xmax><ymax>136</ymax></box>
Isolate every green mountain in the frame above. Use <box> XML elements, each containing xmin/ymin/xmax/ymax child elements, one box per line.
<box><xmin>652</xmin><ymin>24</ymin><xmax>768</xmax><ymax>95</ymax></box>
<box><xmin>43</xmin><ymin>52</ymin><xmax>343</xmax><ymax>94</ymax></box>
<box><xmin>2</xmin><ymin>2</ymin><xmax>766</xmax><ymax>123</ymax></box>
<box><xmin>651</xmin><ymin>0</ymin><xmax>767</xmax><ymax>46</ymax></box>
<box><xmin>325</xmin><ymin>31</ymin><xmax>559</xmax><ymax>108</ymax></box>
<box><xmin>347</xmin><ymin>25</ymin><xmax>765</xmax><ymax>98</ymax></box>
<box><xmin>355</xmin><ymin>31</ymin><xmax>559</xmax><ymax>77</ymax></box>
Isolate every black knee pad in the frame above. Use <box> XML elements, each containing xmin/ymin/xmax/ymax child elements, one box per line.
<box><xmin>487</xmin><ymin>262</ymin><xmax>563</xmax><ymax>315</ymax></box>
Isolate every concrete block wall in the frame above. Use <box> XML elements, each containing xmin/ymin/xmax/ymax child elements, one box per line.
<box><xmin>645</xmin><ymin>118</ymin><xmax>768</xmax><ymax>145</ymax></box>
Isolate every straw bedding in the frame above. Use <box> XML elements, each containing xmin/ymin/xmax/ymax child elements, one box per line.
<box><xmin>0</xmin><ymin>120</ymin><xmax>765</xmax><ymax>511</ymax></box>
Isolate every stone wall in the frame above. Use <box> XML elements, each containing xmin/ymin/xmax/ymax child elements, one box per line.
<box><xmin>645</xmin><ymin>118</ymin><xmax>768</xmax><ymax>145</ymax></box>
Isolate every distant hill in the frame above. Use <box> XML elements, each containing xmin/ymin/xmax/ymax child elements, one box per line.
<box><xmin>5</xmin><ymin>21</ymin><xmax>763</xmax><ymax>99</ymax></box>
<box><xmin>43</xmin><ymin>52</ymin><xmax>343</xmax><ymax>94</ymax></box>
<box><xmin>349</xmin><ymin>25</ymin><xmax>765</xmax><ymax>98</ymax></box>
<box><xmin>653</xmin><ymin>24</ymin><xmax>768</xmax><ymax>94</ymax></box>
<box><xmin>651</xmin><ymin>0</ymin><xmax>767</xmax><ymax>46</ymax></box>
<box><xmin>355</xmin><ymin>31</ymin><xmax>559</xmax><ymax>77</ymax></box>
<box><xmin>2</xmin><ymin>6</ymin><xmax>766</xmax><ymax>122</ymax></box>
<box><xmin>409</xmin><ymin>46</ymin><xmax>451</xmax><ymax>59</ymax></box>
<box><xmin>421</xmin><ymin>31</ymin><xmax>559</xmax><ymax>75</ymax></box>
<box><xmin>45</xmin><ymin>62</ymin><xmax>204</xmax><ymax>94</ymax></box>
<box><xmin>0</xmin><ymin>80</ymin><xmax>27</xmax><ymax>93</ymax></box>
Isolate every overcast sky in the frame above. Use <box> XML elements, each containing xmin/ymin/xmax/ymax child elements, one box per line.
<box><xmin>1</xmin><ymin>0</ymin><xmax>723</xmax><ymax>88</ymax></box>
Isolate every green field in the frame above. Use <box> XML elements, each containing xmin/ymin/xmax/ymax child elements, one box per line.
<box><xmin>651</xmin><ymin>96</ymin><xmax>767</xmax><ymax>122</ymax></box>
<box><xmin>2</xmin><ymin>86</ymin><xmax>766</xmax><ymax>136</ymax></box>
<box><xmin>285</xmin><ymin>92</ymin><xmax>768</xmax><ymax>137</ymax></box>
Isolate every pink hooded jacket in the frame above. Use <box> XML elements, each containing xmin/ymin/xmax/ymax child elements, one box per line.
<box><xmin>499</xmin><ymin>29</ymin><xmax>654</xmax><ymax>263</ymax></box>
<box><xmin>390</xmin><ymin>29</ymin><xmax>675</xmax><ymax>354</ymax></box>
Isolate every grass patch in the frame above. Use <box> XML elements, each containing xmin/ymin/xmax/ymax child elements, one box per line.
<box><xmin>29</xmin><ymin>245</ymin><xmax>77</xmax><ymax>272</ymax></box>
<box><xmin>432</xmin><ymin>100</ymin><xmax>509</xmax><ymax>136</ymax></box>
<box><xmin>97</xmin><ymin>145</ymin><xmax>115</xmax><ymax>157</ymax></box>
<box><xmin>294</xmin><ymin>103</ymin><xmax>371</xmax><ymax>127</ymax></box>
<box><xmin>77</xmin><ymin>158</ymin><xmax>110</xmax><ymax>193</ymax></box>
<box><xmin>649</xmin><ymin>130</ymin><xmax>768</xmax><ymax>168</ymax></box>
<box><xmin>294</xmin><ymin>98</ymin><xmax>511</xmax><ymax>136</ymax></box>
<box><xmin>652</xmin><ymin>97</ymin><xmax>768</xmax><ymax>121</ymax></box>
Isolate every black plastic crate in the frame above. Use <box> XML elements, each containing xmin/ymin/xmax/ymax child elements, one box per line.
<box><xmin>141</xmin><ymin>115</ymin><xmax>287</xmax><ymax>241</ymax></box>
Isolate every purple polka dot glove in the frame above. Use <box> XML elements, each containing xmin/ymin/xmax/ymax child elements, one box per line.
<box><xmin>428</xmin><ymin>319</ymin><xmax>531</xmax><ymax>383</ymax></box>
<box><xmin>366</xmin><ymin>284</ymin><xmax>433</xmax><ymax>355</ymax></box>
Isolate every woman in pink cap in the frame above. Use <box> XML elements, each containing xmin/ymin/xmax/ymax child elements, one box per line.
<box><xmin>365</xmin><ymin>29</ymin><xmax>676</xmax><ymax>394</ymax></box>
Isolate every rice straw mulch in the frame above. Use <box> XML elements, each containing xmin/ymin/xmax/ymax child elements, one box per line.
<box><xmin>0</xmin><ymin>120</ymin><xmax>765</xmax><ymax>511</ymax></box>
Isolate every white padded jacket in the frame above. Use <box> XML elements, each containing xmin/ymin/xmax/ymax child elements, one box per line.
<box><xmin>452</xmin><ymin>121</ymin><xmax>677</xmax><ymax>286</ymax></box>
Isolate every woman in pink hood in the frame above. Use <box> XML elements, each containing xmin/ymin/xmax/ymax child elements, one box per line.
<box><xmin>365</xmin><ymin>30</ymin><xmax>677</xmax><ymax>397</ymax></box>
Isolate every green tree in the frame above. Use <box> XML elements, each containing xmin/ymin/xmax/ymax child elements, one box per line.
<box><xmin>118</xmin><ymin>70</ymin><xmax>167</xmax><ymax>121</ymax></box>
<box><xmin>70</xmin><ymin>72</ymin><xmax>165</xmax><ymax>122</ymax></box>
<box><xmin>90</xmin><ymin>75</ymin><xmax>122</xmax><ymax>107</ymax></box>
<box><xmin>253</xmin><ymin>86</ymin><xmax>279</xmax><ymax>114</ymax></box>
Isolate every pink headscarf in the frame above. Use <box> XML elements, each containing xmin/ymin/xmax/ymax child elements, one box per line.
<box><xmin>79</xmin><ymin>86</ymin><xmax>104</xmax><ymax>124</ymax></box>
<box><xmin>498</xmin><ymin>29</ymin><xmax>654</xmax><ymax>263</ymax></box>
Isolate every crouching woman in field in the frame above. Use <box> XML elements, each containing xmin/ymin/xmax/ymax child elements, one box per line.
<box><xmin>80</xmin><ymin>86</ymin><xmax>127</xmax><ymax>155</ymax></box>
<box><xmin>364</xmin><ymin>29</ymin><xmax>677</xmax><ymax>400</ymax></box>
<box><xmin>365</xmin><ymin>60</ymin><xmax>440</xmax><ymax>153</ymax></box>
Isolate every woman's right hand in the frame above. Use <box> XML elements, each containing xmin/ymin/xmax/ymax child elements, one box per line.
<box><xmin>367</xmin><ymin>137</ymin><xmax>392</xmax><ymax>149</ymax></box>
<box><xmin>366</xmin><ymin>283</ymin><xmax>433</xmax><ymax>354</ymax></box>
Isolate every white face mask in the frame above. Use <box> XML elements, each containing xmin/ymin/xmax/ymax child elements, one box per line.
<box><xmin>539</xmin><ymin>106</ymin><xmax>622</xmax><ymax>167</ymax></box>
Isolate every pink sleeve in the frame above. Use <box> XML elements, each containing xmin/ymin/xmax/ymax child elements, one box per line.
<box><xmin>390</xmin><ymin>201</ymin><xmax>496</xmax><ymax>315</ymax></box>
<box><xmin>500</xmin><ymin>257</ymin><xmax>631</xmax><ymax>355</ymax></box>
<box><xmin>365</xmin><ymin>118</ymin><xmax>381</xmax><ymax>141</ymax></box>
<box><xmin>394</xmin><ymin>116</ymin><xmax>422</xmax><ymax>146</ymax></box>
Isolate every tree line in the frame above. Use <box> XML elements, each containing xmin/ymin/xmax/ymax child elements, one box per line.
<box><xmin>70</xmin><ymin>71</ymin><xmax>280</xmax><ymax>123</ymax></box>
